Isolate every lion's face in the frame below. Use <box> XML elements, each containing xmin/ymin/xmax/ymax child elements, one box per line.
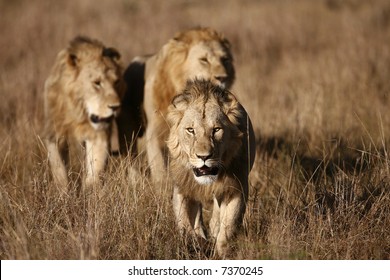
<box><xmin>183</xmin><ymin>40</ymin><xmax>235</xmax><ymax>90</ymax></box>
<box><xmin>167</xmin><ymin>80</ymin><xmax>243</xmax><ymax>185</ymax></box>
<box><xmin>178</xmin><ymin>103</ymin><xmax>230</xmax><ymax>185</ymax></box>
<box><xmin>71</xmin><ymin>49</ymin><xmax>123</xmax><ymax>131</ymax></box>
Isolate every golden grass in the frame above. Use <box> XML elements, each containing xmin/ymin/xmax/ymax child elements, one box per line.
<box><xmin>1</xmin><ymin>0</ymin><xmax>390</xmax><ymax>259</ymax></box>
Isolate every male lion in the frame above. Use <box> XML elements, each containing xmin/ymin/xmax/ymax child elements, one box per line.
<box><xmin>44</xmin><ymin>36</ymin><xmax>124</xmax><ymax>191</ymax></box>
<box><xmin>166</xmin><ymin>79</ymin><xmax>256</xmax><ymax>257</ymax></box>
<box><xmin>117</xmin><ymin>27</ymin><xmax>235</xmax><ymax>181</ymax></box>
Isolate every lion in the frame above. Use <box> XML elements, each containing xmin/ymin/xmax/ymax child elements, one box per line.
<box><xmin>117</xmin><ymin>27</ymin><xmax>235</xmax><ymax>181</ymax></box>
<box><xmin>43</xmin><ymin>36</ymin><xmax>125</xmax><ymax>191</ymax></box>
<box><xmin>166</xmin><ymin>79</ymin><xmax>256</xmax><ymax>257</ymax></box>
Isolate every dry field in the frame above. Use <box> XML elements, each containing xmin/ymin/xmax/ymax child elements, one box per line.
<box><xmin>1</xmin><ymin>0</ymin><xmax>390</xmax><ymax>259</ymax></box>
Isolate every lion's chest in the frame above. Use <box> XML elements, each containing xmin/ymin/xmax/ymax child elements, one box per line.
<box><xmin>176</xmin><ymin>177</ymin><xmax>226</xmax><ymax>204</ymax></box>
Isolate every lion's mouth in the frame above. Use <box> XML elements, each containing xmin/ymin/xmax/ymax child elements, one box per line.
<box><xmin>193</xmin><ymin>165</ymin><xmax>219</xmax><ymax>177</ymax></box>
<box><xmin>90</xmin><ymin>114</ymin><xmax>114</xmax><ymax>124</ymax></box>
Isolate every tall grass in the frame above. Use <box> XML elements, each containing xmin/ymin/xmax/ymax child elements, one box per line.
<box><xmin>1</xmin><ymin>0</ymin><xmax>390</xmax><ymax>259</ymax></box>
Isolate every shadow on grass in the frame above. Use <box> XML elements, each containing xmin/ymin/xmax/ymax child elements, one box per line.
<box><xmin>256</xmin><ymin>135</ymin><xmax>388</xmax><ymax>215</ymax></box>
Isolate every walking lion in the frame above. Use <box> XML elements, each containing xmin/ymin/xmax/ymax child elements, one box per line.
<box><xmin>44</xmin><ymin>36</ymin><xmax>124</xmax><ymax>191</ymax></box>
<box><xmin>167</xmin><ymin>79</ymin><xmax>256</xmax><ymax>257</ymax></box>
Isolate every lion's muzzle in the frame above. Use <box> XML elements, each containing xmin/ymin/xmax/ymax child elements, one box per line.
<box><xmin>89</xmin><ymin>103</ymin><xmax>120</xmax><ymax>129</ymax></box>
<box><xmin>191</xmin><ymin>152</ymin><xmax>220</xmax><ymax>183</ymax></box>
<box><xmin>214</xmin><ymin>75</ymin><xmax>228</xmax><ymax>88</ymax></box>
<box><xmin>90</xmin><ymin>114</ymin><xmax>114</xmax><ymax>124</ymax></box>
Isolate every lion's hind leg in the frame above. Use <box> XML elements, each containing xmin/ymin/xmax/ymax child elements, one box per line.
<box><xmin>145</xmin><ymin>122</ymin><xmax>166</xmax><ymax>184</ymax></box>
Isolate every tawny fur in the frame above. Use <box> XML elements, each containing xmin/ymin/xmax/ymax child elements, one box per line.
<box><xmin>166</xmin><ymin>80</ymin><xmax>256</xmax><ymax>257</ymax></box>
<box><xmin>43</xmin><ymin>36</ymin><xmax>125</xmax><ymax>192</ymax></box>
<box><xmin>118</xmin><ymin>27</ymin><xmax>235</xmax><ymax>182</ymax></box>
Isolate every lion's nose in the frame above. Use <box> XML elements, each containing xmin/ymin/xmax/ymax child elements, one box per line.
<box><xmin>90</xmin><ymin>114</ymin><xmax>100</xmax><ymax>124</ymax></box>
<box><xmin>196</xmin><ymin>153</ymin><xmax>212</xmax><ymax>161</ymax></box>
<box><xmin>108</xmin><ymin>104</ymin><xmax>120</xmax><ymax>112</ymax></box>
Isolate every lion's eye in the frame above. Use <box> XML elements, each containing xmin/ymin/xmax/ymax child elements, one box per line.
<box><xmin>213</xmin><ymin>127</ymin><xmax>222</xmax><ymax>134</ymax></box>
<box><xmin>94</xmin><ymin>80</ymin><xmax>102</xmax><ymax>87</ymax></box>
<box><xmin>186</xmin><ymin>127</ymin><xmax>195</xmax><ymax>134</ymax></box>
<box><xmin>199</xmin><ymin>57</ymin><xmax>208</xmax><ymax>64</ymax></box>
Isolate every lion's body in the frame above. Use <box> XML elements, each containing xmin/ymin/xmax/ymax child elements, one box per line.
<box><xmin>167</xmin><ymin>80</ymin><xmax>256</xmax><ymax>257</ymax></box>
<box><xmin>127</xmin><ymin>27</ymin><xmax>236</xmax><ymax>181</ymax></box>
<box><xmin>44</xmin><ymin>36</ymin><xmax>124</xmax><ymax>190</ymax></box>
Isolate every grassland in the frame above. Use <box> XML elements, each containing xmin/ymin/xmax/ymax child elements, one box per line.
<box><xmin>1</xmin><ymin>0</ymin><xmax>390</xmax><ymax>259</ymax></box>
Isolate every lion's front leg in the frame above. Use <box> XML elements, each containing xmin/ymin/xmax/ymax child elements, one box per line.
<box><xmin>210</xmin><ymin>195</ymin><xmax>221</xmax><ymax>239</ymax></box>
<box><xmin>46</xmin><ymin>140</ymin><xmax>68</xmax><ymax>192</ymax></box>
<box><xmin>173</xmin><ymin>187</ymin><xmax>206</xmax><ymax>239</ymax></box>
<box><xmin>84</xmin><ymin>136</ymin><xmax>108</xmax><ymax>190</ymax></box>
<box><xmin>215</xmin><ymin>195</ymin><xmax>245</xmax><ymax>257</ymax></box>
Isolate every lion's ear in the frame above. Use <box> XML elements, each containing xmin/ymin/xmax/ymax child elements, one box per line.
<box><xmin>171</xmin><ymin>93</ymin><xmax>190</xmax><ymax>111</ymax></box>
<box><xmin>222</xmin><ymin>92</ymin><xmax>242</xmax><ymax>126</ymax></box>
<box><xmin>103</xmin><ymin>47</ymin><xmax>121</xmax><ymax>61</ymax></box>
<box><xmin>67</xmin><ymin>52</ymin><xmax>79</xmax><ymax>68</ymax></box>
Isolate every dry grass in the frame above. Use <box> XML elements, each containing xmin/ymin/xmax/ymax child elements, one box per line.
<box><xmin>1</xmin><ymin>0</ymin><xmax>390</xmax><ymax>259</ymax></box>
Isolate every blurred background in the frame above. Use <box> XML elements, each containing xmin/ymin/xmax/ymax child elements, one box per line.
<box><xmin>2</xmin><ymin>0</ymin><xmax>390</xmax><ymax>151</ymax></box>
